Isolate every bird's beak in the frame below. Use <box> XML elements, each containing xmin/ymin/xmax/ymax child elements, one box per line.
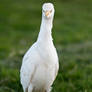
<box><xmin>45</xmin><ymin>11</ymin><xmax>50</xmax><ymax>17</ymax></box>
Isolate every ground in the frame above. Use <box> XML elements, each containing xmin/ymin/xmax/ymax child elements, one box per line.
<box><xmin>0</xmin><ymin>0</ymin><xmax>92</xmax><ymax>92</ymax></box>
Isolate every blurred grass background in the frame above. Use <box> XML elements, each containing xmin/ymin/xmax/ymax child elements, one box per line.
<box><xmin>0</xmin><ymin>0</ymin><xmax>92</xmax><ymax>92</ymax></box>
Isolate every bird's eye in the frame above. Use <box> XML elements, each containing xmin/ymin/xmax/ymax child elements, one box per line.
<box><xmin>42</xmin><ymin>10</ymin><xmax>45</xmax><ymax>12</ymax></box>
<box><xmin>50</xmin><ymin>10</ymin><xmax>52</xmax><ymax>13</ymax></box>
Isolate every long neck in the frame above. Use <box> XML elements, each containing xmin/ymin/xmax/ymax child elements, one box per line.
<box><xmin>37</xmin><ymin>17</ymin><xmax>53</xmax><ymax>44</ymax></box>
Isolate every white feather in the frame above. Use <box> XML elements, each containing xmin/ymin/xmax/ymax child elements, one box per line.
<box><xmin>20</xmin><ymin>3</ymin><xmax>59</xmax><ymax>92</ymax></box>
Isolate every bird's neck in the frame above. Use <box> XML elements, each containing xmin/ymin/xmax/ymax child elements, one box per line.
<box><xmin>37</xmin><ymin>17</ymin><xmax>53</xmax><ymax>45</ymax></box>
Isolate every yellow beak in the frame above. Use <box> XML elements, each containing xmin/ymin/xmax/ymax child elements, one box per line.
<box><xmin>45</xmin><ymin>11</ymin><xmax>50</xmax><ymax>17</ymax></box>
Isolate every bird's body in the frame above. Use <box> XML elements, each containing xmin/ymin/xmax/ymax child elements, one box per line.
<box><xmin>20</xmin><ymin>3</ymin><xmax>59</xmax><ymax>92</ymax></box>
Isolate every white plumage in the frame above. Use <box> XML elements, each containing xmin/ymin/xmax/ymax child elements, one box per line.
<box><xmin>20</xmin><ymin>3</ymin><xmax>59</xmax><ymax>92</ymax></box>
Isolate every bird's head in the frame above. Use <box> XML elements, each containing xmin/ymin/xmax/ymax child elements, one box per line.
<box><xmin>42</xmin><ymin>3</ymin><xmax>55</xmax><ymax>19</ymax></box>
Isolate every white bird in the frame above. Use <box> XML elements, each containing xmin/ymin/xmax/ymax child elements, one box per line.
<box><xmin>20</xmin><ymin>3</ymin><xmax>59</xmax><ymax>92</ymax></box>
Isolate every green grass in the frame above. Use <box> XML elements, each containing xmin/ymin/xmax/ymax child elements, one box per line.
<box><xmin>0</xmin><ymin>0</ymin><xmax>92</xmax><ymax>92</ymax></box>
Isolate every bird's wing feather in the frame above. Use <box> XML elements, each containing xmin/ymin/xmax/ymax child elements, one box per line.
<box><xmin>20</xmin><ymin>60</ymin><xmax>36</xmax><ymax>90</ymax></box>
<box><xmin>20</xmin><ymin>43</ymin><xmax>38</xmax><ymax>91</ymax></box>
<box><xmin>54</xmin><ymin>58</ymin><xmax>59</xmax><ymax>80</ymax></box>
